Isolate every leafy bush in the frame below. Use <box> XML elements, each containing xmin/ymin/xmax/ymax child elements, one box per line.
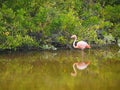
<box><xmin>0</xmin><ymin>0</ymin><xmax>119</xmax><ymax>50</ymax></box>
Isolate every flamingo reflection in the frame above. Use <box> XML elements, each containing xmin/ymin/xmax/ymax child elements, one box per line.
<box><xmin>71</xmin><ymin>61</ymin><xmax>90</xmax><ymax>76</ymax></box>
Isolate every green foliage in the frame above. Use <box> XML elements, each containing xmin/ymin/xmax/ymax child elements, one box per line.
<box><xmin>113</xmin><ymin>24</ymin><xmax>120</xmax><ymax>38</ymax></box>
<box><xmin>104</xmin><ymin>33</ymin><xmax>115</xmax><ymax>44</ymax></box>
<box><xmin>0</xmin><ymin>35</ymin><xmax>37</xmax><ymax>50</ymax></box>
<box><xmin>49</xmin><ymin>9</ymin><xmax>80</xmax><ymax>34</ymax></box>
<box><xmin>103</xmin><ymin>5</ymin><xmax>120</xmax><ymax>22</ymax></box>
<box><xmin>0</xmin><ymin>0</ymin><xmax>119</xmax><ymax>50</ymax></box>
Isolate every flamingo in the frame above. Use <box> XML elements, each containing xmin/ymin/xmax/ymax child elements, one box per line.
<box><xmin>71</xmin><ymin>35</ymin><xmax>91</xmax><ymax>50</ymax></box>
<box><xmin>71</xmin><ymin>61</ymin><xmax>90</xmax><ymax>76</ymax></box>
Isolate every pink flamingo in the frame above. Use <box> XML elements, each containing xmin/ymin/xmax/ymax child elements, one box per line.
<box><xmin>71</xmin><ymin>35</ymin><xmax>91</xmax><ymax>50</ymax></box>
<box><xmin>71</xmin><ymin>61</ymin><xmax>90</xmax><ymax>76</ymax></box>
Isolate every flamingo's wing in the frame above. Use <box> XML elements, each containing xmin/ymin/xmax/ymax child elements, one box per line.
<box><xmin>77</xmin><ymin>65</ymin><xmax>87</xmax><ymax>70</ymax></box>
<box><xmin>77</xmin><ymin>41</ymin><xmax>87</xmax><ymax>49</ymax></box>
<box><xmin>76</xmin><ymin>62</ymin><xmax>88</xmax><ymax>70</ymax></box>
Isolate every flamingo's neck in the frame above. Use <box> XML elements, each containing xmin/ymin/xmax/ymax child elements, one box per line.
<box><xmin>73</xmin><ymin>37</ymin><xmax>77</xmax><ymax>48</ymax></box>
<box><xmin>71</xmin><ymin>63</ymin><xmax>77</xmax><ymax>76</ymax></box>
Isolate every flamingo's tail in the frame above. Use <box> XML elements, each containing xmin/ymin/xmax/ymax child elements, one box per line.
<box><xmin>86</xmin><ymin>45</ymin><xmax>91</xmax><ymax>48</ymax></box>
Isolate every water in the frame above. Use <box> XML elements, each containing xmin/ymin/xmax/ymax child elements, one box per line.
<box><xmin>0</xmin><ymin>47</ymin><xmax>120</xmax><ymax>90</ymax></box>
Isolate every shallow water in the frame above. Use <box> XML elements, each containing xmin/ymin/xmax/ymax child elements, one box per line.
<box><xmin>0</xmin><ymin>47</ymin><xmax>120</xmax><ymax>90</ymax></box>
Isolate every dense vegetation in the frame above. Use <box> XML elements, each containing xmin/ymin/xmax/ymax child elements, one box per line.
<box><xmin>0</xmin><ymin>0</ymin><xmax>120</xmax><ymax>50</ymax></box>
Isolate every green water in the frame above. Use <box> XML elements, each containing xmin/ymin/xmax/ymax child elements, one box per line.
<box><xmin>0</xmin><ymin>47</ymin><xmax>120</xmax><ymax>90</ymax></box>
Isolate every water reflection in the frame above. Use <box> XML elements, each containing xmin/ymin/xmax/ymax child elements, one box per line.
<box><xmin>81</xmin><ymin>50</ymin><xmax>84</xmax><ymax>61</ymax></box>
<box><xmin>0</xmin><ymin>47</ymin><xmax>120</xmax><ymax>90</ymax></box>
<box><xmin>71</xmin><ymin>49</ymin><xmax>91</xmax><ymax>76</ymax></box>
<box><xmin>71</xmin><ymin>61</ymin><xmax>90</xmax><ymax>76</ymax></box>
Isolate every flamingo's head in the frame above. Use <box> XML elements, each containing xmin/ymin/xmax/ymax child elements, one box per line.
<box><xmin>71</xmin><ymin>72</ymin><xmax>77</xmax><ymax>77</ymax></box>
<box><xmin>71</xmin><ymin>35</ymin><xmax>77</xmax><ymax>39</ymax></box>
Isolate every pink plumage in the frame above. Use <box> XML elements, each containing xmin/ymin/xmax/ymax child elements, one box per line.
<box><xmin>71</xmin><ymin>61</ymin><xmax>90</xmax><ymax>76</ymax></box>
<box><xmin>71</xmin><ymin>35</ymin><xmax>91</xmax><ymax>50</ymax></box>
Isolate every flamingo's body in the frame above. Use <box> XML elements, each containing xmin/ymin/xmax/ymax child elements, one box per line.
<box><xmin>71</xmin><ymin>35</ymin><xmax>91</xmax><ymax>50</ymax></box>
<box><xmin>71</xmin><ymin>61</ymin><xmax>90</xmax><ymax>76</ymax></box>
<box><xmin>76</xmin><ymin>62</ymin><xmax>90</xmax><ymax>70</ymax></box>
